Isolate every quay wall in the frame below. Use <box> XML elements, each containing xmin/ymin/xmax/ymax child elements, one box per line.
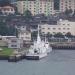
<box><xmin>0</xmin><ymin>55</ymin><xmax>9</xmax><ymax>60</ymax></box>
<box><xmin>51</xmin><ymin>42</ymin><xmax>75</xmax><ymax>49</ymax></box>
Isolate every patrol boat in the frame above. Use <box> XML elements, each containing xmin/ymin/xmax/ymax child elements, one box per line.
<box><xmin>26</xmin><ymin>25</ymin><xmax>52</xmax><ymax>60</ymax></box>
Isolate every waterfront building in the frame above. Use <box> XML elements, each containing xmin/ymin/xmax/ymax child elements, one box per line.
<box><xmin>0</xmin><ymin>36</ymin><xmax>16</xmax><ymax>47</ymax></box>
<box><xmin>0</xmin><ymin>4</ymin><xmax>15</xmax><ymax>15</ymax></box>
<box><xmin>18</xmin><ymin>26</ymin><xmax>31</xmax><ymax>42</ymax></box>
<box><xmin>59</xmin><ymin>0</ymin><xmax>75</xmax><ymax>12</ymax></box>
<box><xmin>8</xmin><ymin>38</ymin><xmax>23</xmax><ymax>49</ymax></box>
<box><xmin>0</xmin><ymin>36</ymin><xmax>16</xmax><ymax>41</ymax></box>
<box><xmin>40</xmin><ymin>19</ymin><xmax>75</xmax><ymax>35</ymax></box>
<box><xmin>17</xmin><ymin>0</ymin><xmax>54</xmax><ymax>16</ymax></box>
<box><xmin>0</xmin><ymin>39</ymin><xmax>7</xmax><ymax>47</ymax></box>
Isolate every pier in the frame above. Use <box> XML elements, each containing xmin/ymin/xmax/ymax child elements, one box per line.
<box><xmin>51</xmin><ymin>42</ymin><xmax>75</xmax><ymax>49</ymax></box>
<box><xmin>8</xmin><ymin>50</ymin><xmax>27</xmax><ymax>62</ymax></box>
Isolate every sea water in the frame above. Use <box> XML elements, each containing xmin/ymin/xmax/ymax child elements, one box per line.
<box><xmin>0</xmin><ymin>50</ymin><xmax>75</xmax><ymax>75</ymax></box>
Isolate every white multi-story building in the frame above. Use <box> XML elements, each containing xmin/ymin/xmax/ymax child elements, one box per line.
<box><xmin>17</xmin><ymin>0</ymin><xmax>54</xmax><ymax>16</ymax></box>
<box><xmin>18</xmin><ymin>26</ymin><xmax>31</xmax><ymax>42</ymax></box>
<box><xmin>60</xmin><ymin>0</ymin><xmax>75</xmax><ymax>12</ymax></box>
<box><xmin>40</xmin><ymin>19</ymin><xmax>75</xmax><ymax>35</ymax></box>
<box><xmin>8</xmin><ymin>38</ymin><xmax>23</xmax><ymax>49</ymax></box>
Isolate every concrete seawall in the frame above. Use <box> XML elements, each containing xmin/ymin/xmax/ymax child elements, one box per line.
<box><xmin>51</xmin><ymin>43</ymin><xmax>75</xmax><ymax>49</ymax></box>
<box><xmin>0</xmin><ymin>55</ymin><xmax>9</xmax><ymax>60</ymax></box>
<box><xmin>8</xmin><ymin>55</ymin><xmax>25</xmax><ymax>62</ymax></box>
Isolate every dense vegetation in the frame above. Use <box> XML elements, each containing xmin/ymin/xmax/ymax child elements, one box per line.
<box><xmin>54</xmin><ymin>0</ymin><xmax>59</xmax><ymax>10</ymax></box>
<box><xmin>0</xmin><ymin>22</ymin><xmax>17</xmax><ymax>36</ymax></box>
<box><xmin>0</xmin><ymin>0</ymin><xmax>10</xmax><ymax>5</ymax></box>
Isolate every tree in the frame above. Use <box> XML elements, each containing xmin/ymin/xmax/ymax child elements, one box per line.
<box><xmin>54</xmin><ymin>32</ymin><xmax>64</xmax><ymax>38</ymax></box>
<box><xmin>0</xmin><ymin>10</ymin><xmax>3</xmax><ymax>15</ymax></box>
<box><xmin>14</xmin><ymin>7</ymin><xmax>21</xmax><ymax>15</ymax></box>
<box><xmin>0</xmin><ymin>0</ymin><xmax>10</xmax><ymax>5</ymax></box>
<box><xmin>72</xmin><ymin>10</ymin><xmax>75</xmax><ymax>17</ymax></box>
<box><xmin>69</xmin><ymin>9</ymin><xmax>73</xmax><ymax>14</ymax></box>
<box><xmin>0</xmin><ymin>22</ymin><xmax>18</xmax><ymax>36</ymax></box>
<box><xmin>46</xmin><ymin>32</ymin><xmax>52</xmax><ymax>38</ymax></box>
<box><xmin>54</xmin><ymin>0</ymin><xmax>59</xmax><ymax>10</ymax></box>
<box><xmin>24</xmin><ymin>10</ymin><xmax>32</xmax><ymax>18</ymax></box>
<box><xmin>65</xmin><ymin>8</ymin><xmax>73</xmax><ymax>16</ymax></box>
<box><xmin>0</xmin><ymin>22</ymin><xmax>8</xmax><ymax>35</ymax></box>
<box><xmin>65</xmin><ymin>32</ymin><xmax>73</xmax><ymax>38</ymax></box>
<box><xmin>31</xmin><ymin>31</ymin><xmax>38</xmax><ymax>41</ymax></box>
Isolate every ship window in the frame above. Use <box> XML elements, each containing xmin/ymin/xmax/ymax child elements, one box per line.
<box><xmin>34</xmin><ymin>49</ymin><xmax>37</xmax><ymax>53</ymax></box>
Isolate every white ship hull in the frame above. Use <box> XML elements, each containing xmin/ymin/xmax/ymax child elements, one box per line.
<box><xmin>47</xmin><ymin>47</ymin><xmax>52</xmax><ymax>54</ymax></box>
<box><xmin>26</xmin><ymin>53</ymin><xmax>47</xmax><ymax>60</ymax></box>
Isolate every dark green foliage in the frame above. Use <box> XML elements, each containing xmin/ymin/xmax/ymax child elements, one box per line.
<box><xmin>73</xmin><ymin>10</ymin><xmax>75</xmax><ymax>17</ymax></box>
<box><xmin>24</xmin><ymin>10</ymin><xmax>32</xmax><ymax>18</ymax></box>
<box><xmin>54</xmin><ymin>32</ymin><xmax>64</xmax><ymax>38</ymax></box>
<box><xmin>46</xmin><ymin>32</ymin><xmax>52</xmax><ymax>38</ymax></box>
<box><xmin>31</xmin><ymin>31</ymin><xmax>38</xmax><ymax>41</ymax></box>
<box><xmin>31</xmin><ymin>31</ymin><xmax>37</xmax><ymax>37</ymax></box>
<box><xmin>65</xmin><ymin>8</ymin><xmax>73</xmax><ymax>16</ymax></box>
<box><xmin>65</xmin><ymin>32</ymin><xmax>72</xmax><ymax>38</ymax></box>
<box><xmin>0</xmin><ymin>0</ymin><xmax>10</xmax><ymax>5</ymax></box>
<box><xmin>0</xmin><ymin>22</ymin><xmax>17</xmax><ymax>36</ymax></box>
<box><xmin>54</xmin><ymin>0</ymin><xmax>59</xmax><ymax>10</ymax></box>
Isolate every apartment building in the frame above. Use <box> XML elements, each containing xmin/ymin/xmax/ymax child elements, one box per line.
<box><xmin>40</xmin><ymin>19</ymin><xmax>75</xmax><ymax>35</ymax></box>
<box><xmin>17</xmin><ymin>0</ymin><xmax>54</xmax><ymax>16</ymax></box>
<box><xmin>60</xmin><ymin>0</ymin><xmax>75</xmax><ymax>12</ymax></box>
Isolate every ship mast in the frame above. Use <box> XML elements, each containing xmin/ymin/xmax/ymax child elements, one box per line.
<box><xmin>37</xmin><ymin>25</ymin><xmax>41</xmax><ymax>44</ymax></box>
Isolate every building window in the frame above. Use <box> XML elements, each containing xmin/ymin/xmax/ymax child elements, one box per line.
<box><xmin>48</xmin><ymin>28</ymin><xmax>50</xmax><ymax>30</ymax></box>
<box><xmin>42</xmin><ymin>32</ymin><xmax>45</xmax><ymax>34</ymax></box>
<box><xmin>53</xmin><ymin>32</ymin><xmax>56</xmax><ymax>34</ymax></box>
<box><xmin>63</xmin><ymin>28</ymin><xmax>65</xmax><ymax>30</ymax></box>
<box><xmin>25</xmin><ymin>37</ymin><xmax>30</xmax><ymax>39</ymax></box>
<box><xmin>42</xmin><ymin>28</ymin><xmax>45</xmax><ymax>29</ymax></box>
<box><xmin>53</xmin><ymin>28</ymin><xmax>56</xmax><ymax>30</ymax></box>
<box><xmin>63</xmin><ymin>32</ymin><xmax>65</xmax><ymax>34</ymax></box>
<box><xmin>11</xmin><ymin>8</ymin><xmax>13</xmax><ymax>11</ymax></box>
<box><xmin>63</xmin><ymin>24</ymin><xmax>65</xmax><ymax>25</ymax></box>
<box><xmin>0</xmin><ymin>38</ymin><xmax>2</xmax><ymax>40</ymax></box>
<box><xmin>67</xmin><ymin>28</ymin><xmax>70</xmax><ymax>30</ymax></box>
<box><xmin>58</xmin><ymin>28</ymin><xmax>61</xmax><ymax>30</ymax></box>
<box><xmin>11</xmin><ymin>45</ymin><xmax>17</xmax><ymax>47</ymax></box>
<box><xmin>47</xmin><ymin>32</ymin><xmax>50</xmax><ymax>34</ymax></box>
<box><xmin>11</xmin><ymin>40</ymin><xmax>17</xmax><ymax>43</ymax></box>
<box><xmin>67</xmin><ymin>24</ymin><xmax>70</xmax><ymax>26</ymax></box>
